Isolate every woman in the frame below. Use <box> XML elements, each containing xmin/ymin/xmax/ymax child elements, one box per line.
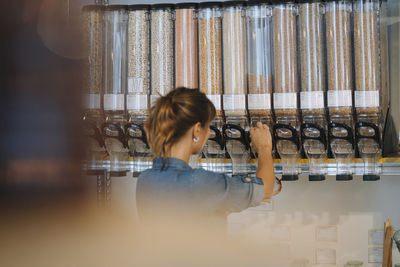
<box><xmin>136</xmin><ymin>88</ymin><xmax>274</xmax><ymax>223</ymax></box>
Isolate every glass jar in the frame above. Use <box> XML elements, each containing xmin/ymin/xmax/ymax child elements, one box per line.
<box><xmin>127</xmin><ymin>5</ymin><xmax>150</xmax><ymax>121</ymax></box>
<box><xmin>198</xmin><ymin>2</ymin><xmax>223</xmax><ymax>117</ymax></box>
<box><xmin>175</xmin><ymin>3</ymin><xmax>199</xmax><ymax>89</ymax></box>
<box><xmin>273</xmin><ymin>2</ymin><xmax>299</xmax><ymax>118</ymax></box>
<box><xmin>103</xmin><ymin>6</ymin><xmax>128</xmax><ymax>122</ymax></box>
<box><xmin>82</xmin><ymin>5</ymin><xmax>104</xmax><ymax>119</ymax></box>
<box><xmin>245</xmin><ymin>1</ymin><xmax>273</xmax><ymax>122</ymax></box>
<box><xmin>150</xmin><ymin>4</ymin><xmax>175</xmax><ymax>105</ymax></box>
<box><xmin>222</xmin><ymin>1</ymin><xmax>247</xmax><ymax>119</ymax></box>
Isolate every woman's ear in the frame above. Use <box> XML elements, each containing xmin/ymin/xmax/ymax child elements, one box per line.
<box><xmin>192</xmin><ymin>122</ymin><xmax>202</xmax><ymax>138</ymax></box>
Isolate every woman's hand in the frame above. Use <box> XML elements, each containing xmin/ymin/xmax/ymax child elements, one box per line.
<box><xmin>250</xmin><ymin>122</ymin><xmax>272</xmax><ymax>154</ymax></box>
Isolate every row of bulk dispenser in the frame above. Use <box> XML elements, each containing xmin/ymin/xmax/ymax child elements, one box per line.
<box><xmin>82</xmin><ymin>0</ymin><xmax>397</xmax><ymax>181</ymax></box>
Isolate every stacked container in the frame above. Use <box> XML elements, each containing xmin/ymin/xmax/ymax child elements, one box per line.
<box><xmin>150</xmin><ymin>4</ymin><xmax>175</xmax><ymax>105</ymax></box>
<box><xmin>222</xmin><ymin>1</ymin><xmax>250</xmax><ymax>175</ymax></box>
<box><xmin>272</xmin><ymin>1</ymin><xmax>300</xmax><ymax>181</ymax></box>
<box><xmin>198</xmin><ymin>2</ymin><xmax>225</xmax><ymax>172</ymax></box>
<box><xmin>103</xmin><ymin>6</ymin><xmax>129</xmax><ymax>176</ymax></box>
<box><xmin>175</xmin><ymin>3</ymin><xmax>199</xmax><ymax>89</ymax></box>
<box><xmin>82</xmin><ymin>5</ymin><xmax>107</xmax><ymax>172</ymax></box>
<box><xmin>353</xmin><ymin>0</ymin><xmax>382</xmax><ymax>180</ymax></box>
<box><xmin>298</xmin><ymin>0</ymin><xmax>327</xmax><ymax>181</ymax></box>
<box><xmin>126</xmin><ymin>5</ymin><xmax>152</xmax><ymax>174</ymax></box>
<box><xmin>325</xmin><ymin>0</ymin><xmax>355</xmax><ymax>180</ymax></box>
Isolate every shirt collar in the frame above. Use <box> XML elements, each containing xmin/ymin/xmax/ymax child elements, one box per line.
<box><xmin>153</xmin><ymin>157</ymin><xmax>192</xmax><ymax>171</ymax></box>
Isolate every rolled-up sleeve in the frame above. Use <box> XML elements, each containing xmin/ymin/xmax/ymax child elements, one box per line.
<box><xmin>192</xmin><ymin>169</ymin><xmax>264</xmax><ymax>213</ymax></box>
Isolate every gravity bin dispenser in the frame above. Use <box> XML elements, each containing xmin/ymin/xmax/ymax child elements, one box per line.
<box><xmin>353</xmin><ymin>0</ymin><xmax>386</xmax><ymax>181</ymax></box>
<box><xmin>325</xmin><ymin>0</ymin><xmax>355</xmax><ymax>181</ymax></box>
<box><xmin>82</xmin><ymin>5</ymin><xmax>108</xmax><ymax>174</ymax></box>
<box><xmin>222</xmin><ymin>1</ymin><xmax>251</xmax><ymax>175</ymax></box>
<box><xmin>245</xmin><ymin>1</ymin><xmax>274</xmax><ymax>146</ymax></box>
<box><xmin>102</xmin><ymin>6</ymin><xmax>129</xmax><ymax>177</ymax></box>
<box><xmin>272</xmin><ymin>2</ymin><xmax>301</xmax><ymax>181</ymax></box>
<box><xmin>198</xmin><ymin>2</ymin><xmax>226</xmax><ymax>172</ymax></box>
<box><xmin>126</xmin><ymin>5</ymin><xmax>152</xmax><ymax>175</ymax></box>
<box><xmin>298</xmin><ymin>1</ymin><xmax>328</xmax><ymax>181</ymax></box>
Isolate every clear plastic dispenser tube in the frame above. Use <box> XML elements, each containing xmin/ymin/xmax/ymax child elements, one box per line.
<box><xmin>272</xmin><ymin>2</ymin><xmax>300</xmax><ymax>181</ymax></box>
<box><xmin>222</xmin><ymin>1</ymin><xmax>249</xmax><ymax>175</ymax></box>
<box><xmin>103</xmin><ymin>6</ymin><xmax>129</xmax><ymax>175</ymax></box>
<box><xmin>126</xmin><ymin>5</ymin><xmax>152</xmax><ymax>175</ymax></box>
<box><xmin>175</xmin><ymin>3</ymin><xmax>199</xmax><ymax>89</ymax></box>
<box><xmin>353</xmin><ymin>0</ymin><xmax>382</xmax><ymax>181</ymax></box>
<box><xmin>150</xmin><ymin>4</ymin><xmax>174</xmax><ymax>106</ymax></box>
<box><xmin>198</xmin><ymin>2</ymin><xmax>225</xmax><ymax>172</ymax></box>
<box><xmin>82</xmin><ymin>5</ymin><xmax>108</xmax><ymax>172</ymax></box>
<box><xmin>245</xmin><ymin>1</ymin><xmax>273</xmax><ymax>129</ymax></box>
<box><xmin>299</xmin><ymin>1</ymin><xmax>327</xmax><ymax>181</ymax></box>
<box><xmin>325</xmin><ymin>0</ymin><xmax>354</xmax><ymax>180</ymax></box>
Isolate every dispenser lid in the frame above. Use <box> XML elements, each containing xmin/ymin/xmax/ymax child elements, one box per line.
<box><xmin>199</xmin><ymin>1</ymin><xmax>224</xmax><ymax>8</ymax></box>
<box><xmin>223</xmin><ymin>1</ymin><xmax>247</xmax><ymax>7</ymax></box>
<box><xmin>175</xmin><ymin>2</ymin><xmax>199</xmax><ymax>9</ymax></box>
<box><xmin>128</xmin><ymin>4</ymin><xmax>151</xmax><ymax>10</ymax></box>
<box><xmin>151</xmin><ymin>4</ymin><xmax>175</xmax><ymax>9</ymax></box>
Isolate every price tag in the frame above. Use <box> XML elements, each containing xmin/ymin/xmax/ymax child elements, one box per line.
<box><xmin>248</xmin><ymin>93</ymin><xmax>271</xmax><ymax>110</ymax></box>
<box><xmin>355</xmin><ymin>90</ymin><xmax>379</xmax><ymax>108</ymax></box>
<box><xmin>300</xmin><ymin>91</ymin><xmax>324</xmax><ymax>109</ymax></box>
<box><xmin>104</xmin><ymin>94</ymin><xmax>124</xmax><ymax>111</ymax></box>
<box><xmin>207</xmin><ymin>94</ymin><xmax>221</xmax><ymax>111</ymax></box>
<box><xmin>327</xmin><ymin>90</ymin><xmax>352</xmax><ymax>107</ymax></box>
<box><xmin>223</xmin><ymin>94</ymin><xmax>246</xmax><ymax>111</ymax></box>
<box><xmin>127</xmin><ymin>94</ymin><xmax>148</xmax><ymax>110</ymax></box>
<box><xmin>84</xmin><ymin>94</ymin><xmax>100</xmax><ymax>109</ymax></box>
<box><xmin>273</xmin><ymin>93</ymin><xmax>297</xmax><ymax>109</ymax></box>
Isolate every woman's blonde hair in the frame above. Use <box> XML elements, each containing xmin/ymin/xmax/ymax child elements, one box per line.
<box><xmin>145</xmin><ymin>88</ymin><xmax>216</xmax><ymax>161</ymax></box>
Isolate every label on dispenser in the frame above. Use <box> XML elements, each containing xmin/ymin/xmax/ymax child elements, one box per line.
<box><xmin>327</xmin><ymin>90</ymin><xmax>352</xmax><ymax>107</ymax></box>
<box><xmin>300</xmin><ymin>91</ymin><xmax>324</xmax><ymax>109</ymax></box>
<box><xmin>248</xmin><ymin>93</ymin><xmax>271</xmax><ymax>110</ymax></box>
<box><xmin>355</xmin><ymin>90</ymin><xmax>379</xmax><ymax>108</ymax></box>
<box><xmin>128</xmin><ymin>78</ymin><xmax>144</xmax><ymax>93</ymax></box>
<box><xmin>150</xmin><ymin>95</ymin><xmax>160</xmax><ymax>107</ymax></box>
<box><xmin>104</xmin><ymin>94</ymin><xmax>124</xmax><ymax>111</ymax></box>
<box><xmin>206</xmin><ymin>95</ymin><xmax>221</xmax><ymax>110</ymax></box>
<box><xmin>84</xmin><ymin>93</ymin><xmax>100</xmax><ymax>109</ymax></box>
<box><xmin>127</xmin><ymin>94</ymin><xmax>148</xmax><ymax>110</ymax></box>
<box><xmin>223</xmin><ymin>94</ymin><xmax>246</xmax><ymax>111</ymax></box>
<box><xmin>273</xmin><ymin>93</ymin><xmax>297</xmax><ymax>109</ymax></box>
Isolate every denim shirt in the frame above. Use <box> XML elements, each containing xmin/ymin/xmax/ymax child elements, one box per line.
<box><xmin>136</xmin><ymin>158</ymin><xmax>264</xmax><ymax>220</ymax></box>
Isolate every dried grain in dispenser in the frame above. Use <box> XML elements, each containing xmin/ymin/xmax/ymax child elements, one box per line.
<box><xmin>299</xmin><ymin>1</ymin><xmax>325</xmax><ymax>116</ymax></box>
<box><xmin>83</xmin><ymin>5</ymin><xmax>104</xmax><ymax>117</ymax></box>
<box><xmin>175</xmin><ymin>3</ymin><xmax>199</xmax><ymax>89</ymax></box>
<box><xmin>127</xmin><ymin>5</ymin><xmax>150</xmax><ymax>119</ymax></box>
<box><xmin>150</xmin><ymin>4</ymin><xmax>174</xmax><ymax>105</ymax></box>
<box><xmin>222</xmin><ymin>1</ymin><xmax>248</xmax><ymax>118</ymax></box>
<box><xmin>325</xmin><ymin>0</ymin><xmax>353</xmax><ymax>116</ymax></box>
<box><xmin>198</xmin><ymin>2</ymin><xmax>223</xmax><ymax>116</ymax></box>
<box><xmin>273</xmin><ymin>2</ymin><xmax>299</xmax><ymax>118</ymax></box>
<box><xmin>354</xmin><ymin>0</ymin><xmax>381</xmax><ymax>115</ymax></box>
